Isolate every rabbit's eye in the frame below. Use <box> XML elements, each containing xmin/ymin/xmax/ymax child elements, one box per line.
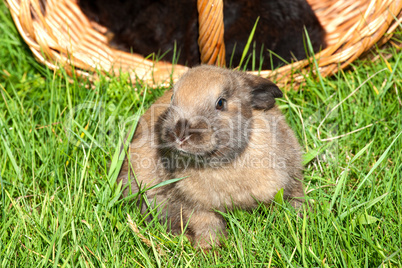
<box><xmin>215</xmin><ymin>98</ymin><xmax>226</xmax><ymax>110</ymax></box>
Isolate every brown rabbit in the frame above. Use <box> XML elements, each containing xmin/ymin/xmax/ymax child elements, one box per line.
<box><xmin>118</xmin><ymin>65</ymin><xmax>304</xmax><ymax>249</ymax></box>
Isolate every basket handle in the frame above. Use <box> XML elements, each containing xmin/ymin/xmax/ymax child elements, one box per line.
<box><xmin>197</xmin><ymin>0</ymin><xmax>226</xmax><ymax>66</ymax></box>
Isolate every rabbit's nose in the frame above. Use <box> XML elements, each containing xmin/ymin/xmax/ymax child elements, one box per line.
<box><xmin>174</xmin><ymin>118</ymin><xmax>190</xmax><ymax>142</ymax></box>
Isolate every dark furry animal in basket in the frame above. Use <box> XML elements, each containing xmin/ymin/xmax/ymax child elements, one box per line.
<box><xmin>78</xmin><ymin>0</ymin><xmax>326</xmax><ymax>69</ymax></box>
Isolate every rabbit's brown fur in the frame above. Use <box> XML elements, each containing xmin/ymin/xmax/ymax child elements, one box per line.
<box><xmin>118</xmin><ymin>65</ymin><xmax>303</xmax><ymax>248</ymax></box>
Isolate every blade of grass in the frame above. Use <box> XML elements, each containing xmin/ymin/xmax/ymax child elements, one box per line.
<box><xmin>351</xmin><ymin>130</ymin><xmax>402</xmax><ymax>200</ymax></box>
<box><xmin>107</xmin><ymin>88</ymin><xmax>147</xmax><ymax>183</ymax></box>
<box><xmin>329</xmin><ymin>141</ymin><xmax>374</xmax><ymax>212</ymax></box>
<box><xmin>339</xmin><ymin>192</ymin><xmax>389</xmax><ymax>220</ymax></box>
<box><xmin>238</xmin><ymin>17</ymin><xmax>259</xmax><ymax>70</ymax></box>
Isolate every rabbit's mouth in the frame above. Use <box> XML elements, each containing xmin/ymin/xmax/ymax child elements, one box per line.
<box><xmin>172</xmin><ymin>141</ymin><xmax>224</xmax><ymax>159</ymax></box>
<box><xmin>174</xmin><ymin>147</ymin><xmax>211</xmax><ymax>158</ymax></box>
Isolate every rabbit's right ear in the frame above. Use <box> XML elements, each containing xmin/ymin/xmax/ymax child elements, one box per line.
<box><xmin>245</xmin><ymin>74</ymin><xmax>283</xmax><ymax>110</ymax></box>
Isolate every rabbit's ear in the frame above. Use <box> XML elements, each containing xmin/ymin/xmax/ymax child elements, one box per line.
<box><xmin>245</xmin><ymin>75</ymin><xmax>283</xmax><ymax>110</ymax></box>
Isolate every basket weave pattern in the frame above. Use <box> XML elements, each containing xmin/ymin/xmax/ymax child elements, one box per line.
<box><xmin>6</xmin><ymin>0</ymin><xmax>402</xmax><ymax>88</ymax></box>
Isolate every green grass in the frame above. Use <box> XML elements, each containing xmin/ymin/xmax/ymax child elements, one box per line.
<box><xmin>1</xmin><ymin>2</ymin><xmax>402</xmax><ymax>267</ymax></box>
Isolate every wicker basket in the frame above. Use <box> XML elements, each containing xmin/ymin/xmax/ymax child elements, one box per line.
<box><xmin>6</xmin><ymin>0</ymin><xmax>402</xmax><ymax>88</ymax></box>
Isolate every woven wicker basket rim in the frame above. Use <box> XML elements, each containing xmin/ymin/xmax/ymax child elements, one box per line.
<box><xmin>6</xmin><ymin>0</ymin><xmax>402</xmax><ymax>88</ymax></box>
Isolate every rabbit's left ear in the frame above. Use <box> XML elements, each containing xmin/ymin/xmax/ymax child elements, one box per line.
<box><xmin>246</xmin><ymin>74</ymin><xmax>283</xmax><ymax>110</ymax></box>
